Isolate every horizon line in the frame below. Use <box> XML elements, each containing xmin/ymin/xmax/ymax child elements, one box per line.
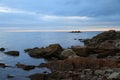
<box><xmin>0</xmin><ymin>29</ymin><xmax>120</xmax><ymax>32</ymax></box>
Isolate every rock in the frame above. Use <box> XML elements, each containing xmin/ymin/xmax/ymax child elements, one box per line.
<box><xmin>108</xmin><ymin>72</ymin><xmax>120</xmax><ymax>79</ymax></box>
<box><xmin>39</xmin><ymin>57</ymin><xmax>120</xmax><ymax>71</ymax></box>
<box><xmin>71</xmin><ymin>46</ymin><xmax>88</xmax><ymax>57</ymax></box>
<box><xmin>116</xmin><ymin>40</ymin><xmax>120</xmax><ymax>48</ymax></box>
<box><xmin>24</xmin><ymin>48</ymin><xmax>32</xmax><ymax>52</ymax></box>
<box><xmin>84</xmin><ymin>30</ymin><xmax>120</xmax><ymax>47</ymax></box>
<box><xmin>29</xmin><ymin>71</ymin><xmax>72</xmax><ymax>80</ymax></box>
<box><xmin>98</xmin><ymin>40</ymin><xmax>120</xmax><ymax>49</ymax></box>
<box><xmin>44</xmin><ymin>44</ymin><xmax>63</xmax><ymax>59</ymax></box>
<box><xmin>0</xmin><ymin>63</ymin><xmax>6</xmax><ymax>68</ymax></box>
<box><xmin>4</xmin><ymin>51</ymin><xmax>19</xmax><ymax>56</ymax></box>
<box><xmin>39</xmin><ymin>60</ymin><xmax>74</xmax><ymax>71</ymax></box>
<box><xmin>94</xmin><ymin>70</ymin><xmax>104</xmax><ymax>75</ymax></box>
<box><xmin>97</xmin><ymin>50</ymin><xmax>116</xmax><ymax>58</ymax></box>
<box><xmin>7</xmin><ymin>74</ymin><xmax>14</xmax><ymax>78</ymax></box>
<box><xmin>0</xmin><ymin>48</ymin><xmax>5</xmax><ymax>51</ymax></box>
<box><xmin>27</xmin><ymin>48</ymin><xmax>45</xmax><ymax>58</ymax></box>
<box><xmin>26</xmin><ymin>44</ymin><xmax>63</xmax><ymax>59</ymax></box>
<box><xmin>16</xmin><ymin>62</ymin><xmax>35</xmax><ymax>71</ymax></box>
<box><xmin>61</xmin><ymin>49</ymin><xmax>78</xmax><ymax>59</ymax></box>
<box><xmin>29</xmin><ymin>73</ymin><xmax>46</xmax><ymax>80</ymax></box>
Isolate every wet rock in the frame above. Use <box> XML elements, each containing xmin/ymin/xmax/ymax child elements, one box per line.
<box><xmin>4</xmin><ymin>51</ymin><xmax>19</xmax><ymax>56</ymax></box>
<box><xmin>108</xmin><ymin>72</ymin><xmax>120</xmax><ymax>79</ymax></box>
<box><xmin>71</xmin><ymin>46</ymin><xmax>88</xmax><ymax>57</ymax></box>
<box><xmin>16</xmin><ymin>62</ymin><xmax>35</xmax><ymax>71</ymax></box>
<box><xmin>0</xmin><ymin>48</ymin><xmax>5</xmax><ymax>51</ymax></box>
<box><xmin>7</xmin><ymin>74</ymin><xmax>14</xmax><ymax>78</ymax></box>
<box><xmin>61</xmin><ymin>49</ymin><xmax>78</xmax><ymax>59</ymax></box>
<box><xmin>0</xmin><ymin>63</ymin><xmax>6</xmax><ymax>68</ymax></box>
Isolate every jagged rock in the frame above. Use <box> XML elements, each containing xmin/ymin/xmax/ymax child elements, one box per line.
<box><xmin>4</xmin><ymin>51</ymin><xmax>19</xmax><ymax>56</ymax></box>
<box><xmin>94</xmin><ymin>70</ymin><xmax>105</xmax><ymax>75</ymax></box>
<box><xmin>84</xmin><ymin>30</ymin><xmax>120</xmax><ymax>47</ymax></box>
<box><xmin>16</xmin><ymin>62</ymin><xmax>35</xmax><ymax>71</ymax></box>
<box><xmin>44</xmin><ymin>44</ymin><xmax>63</xmax><ymax>59</ymax></box>
<box><xmin>0</xmin><ymin>48</ymin><xmax>5</xmax><ymax>51</ymax></box>
<box><xmin>97</xmin><ymin>50</ymin><xmax>117</xmax><ymax>58</ymax></box>
<box><xmin>26</xmin><ymin>44</ymin><xmax>63</xmax><ymax>59</ymax></box>
<box><xmin>24</xmin><ymin>48</ymin><xmax>32</xmax><ymax>52</ymax></box>
<box><xmin>108</xmin><ymin>72</ymin><xmax>120</xmax><ymax>79</ymax></box>
<box><xmin>61</xmin><ymin>49</ymin><xmax>78</xmax><ymax>59</ymax></box>
<box><xmin>71</xmin><ymin>46</ymin><xmax>88</xmax><ymax>57</ymax></box>
<box><xmin>39</xmin><ymin>57</ymin><xmax>120</xmax><ymax>71</ymax></box>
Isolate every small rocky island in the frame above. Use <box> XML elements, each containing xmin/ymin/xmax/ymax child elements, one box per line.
<box><xmin>0</xmin><ymin>30</ymin><xmax>120</xmax><ymax>80</ymax></box>
<box><xmin>69</xmin><ymin>30</ymin><xmax>81</xmax><ymax>33</ymax></box>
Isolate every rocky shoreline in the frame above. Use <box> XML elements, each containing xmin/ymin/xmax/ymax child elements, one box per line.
<box><xmin>0</xmin><ymin>30</ymin><xmax>120</xmax><ymax>80</ymax></box>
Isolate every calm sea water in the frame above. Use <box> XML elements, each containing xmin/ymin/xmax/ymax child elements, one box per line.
<box><xmin>0</xmin><ymin>31</ymin><xmax>102</xmax><ymax>80</ymax></box>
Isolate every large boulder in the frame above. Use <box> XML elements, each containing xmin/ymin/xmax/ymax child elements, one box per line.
<box><xmin>4</xmin><ymin>51</ymin><xmax>19</xmax><ymax>56</ymax></box>
<box><xmin>84</xmin><ymin>30</ymin><xmax>120</xmax><ymax>47</ymax></box>
<box><xmin>61</xmin><ymin>49</ymin><xmax>78</xmax><ymax>59</ymax></box>
<box><xmin>25</xmin><ymin>44</ymin><xmax>63</xmax><ymax>60</ymax></box>
<box><xmin>71</xmin><ymin>46</ymin><xmax>88</xmax><ymax>57</ymax></box>
<box><xmin>26</xmin><ymin>48</ymin><xmax>45</xmax><ymax>58</ymax></box>
<box><xmin>44</xmin><ymin>44</ymin><xmax>63</xmax><ymax>59</ymax></box>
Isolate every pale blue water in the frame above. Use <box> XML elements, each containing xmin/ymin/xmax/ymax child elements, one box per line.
<box><xmin>0</xmin><ymin>31</ymin><xmax>101</xmax><ymax>80</ymax></box>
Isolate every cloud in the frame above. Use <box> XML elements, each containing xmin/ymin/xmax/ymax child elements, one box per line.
<box><xmin>0</xmin><ymin>6</ymin><xmax>36</xmax><ymax>15</ymax></box>
<box><xmin>0</xmin><ymin>0</ymin><xmax>120</xmax><ymax>31</ymax></box>
<box><xmin>41</xmin><ymin>15</ymin><xmax>92</xmax><ymax>22</ymax></box>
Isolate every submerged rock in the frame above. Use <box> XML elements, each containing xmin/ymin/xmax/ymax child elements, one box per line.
<box><xmin>0</xmin><ymin>48</ymin><xmax>5</xmax><ymax>51</ymax></box>
<box><xmin>4</xmin><ymin>51</ymin><xmax>19</xmax><ymax>56</ymax></box>
<box><xmin>7</xmin><ymin>74</ymin><xmax>14</xmax><ymax>78</ymax></box>
<box><xmin>0</xmin><ymin>63</ymin><xmax>6</xmax><ymax>68</ymax></box>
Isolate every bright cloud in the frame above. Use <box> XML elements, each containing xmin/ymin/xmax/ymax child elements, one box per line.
<box><xmin>41</xmin><ymin>15</ymin><xmax>91</xmax><ymax>21</ymax></box>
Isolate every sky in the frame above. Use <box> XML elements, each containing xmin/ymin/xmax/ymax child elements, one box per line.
<box><xmin>0</xmin><ymin>0</ymin><xmax>120</xmax><ymax>31</ymax></box>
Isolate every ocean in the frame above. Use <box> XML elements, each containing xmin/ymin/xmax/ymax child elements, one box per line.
<box><xmin>0</xmin><ymin>31</ymin><xmax>102</xmax><ymax>80</ymax></box>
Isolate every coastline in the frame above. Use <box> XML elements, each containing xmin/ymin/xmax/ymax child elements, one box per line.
<box><xmin>0</xmin><ymin>30</ymin><xmax>120</xmax><ymax>80</ymax></box>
